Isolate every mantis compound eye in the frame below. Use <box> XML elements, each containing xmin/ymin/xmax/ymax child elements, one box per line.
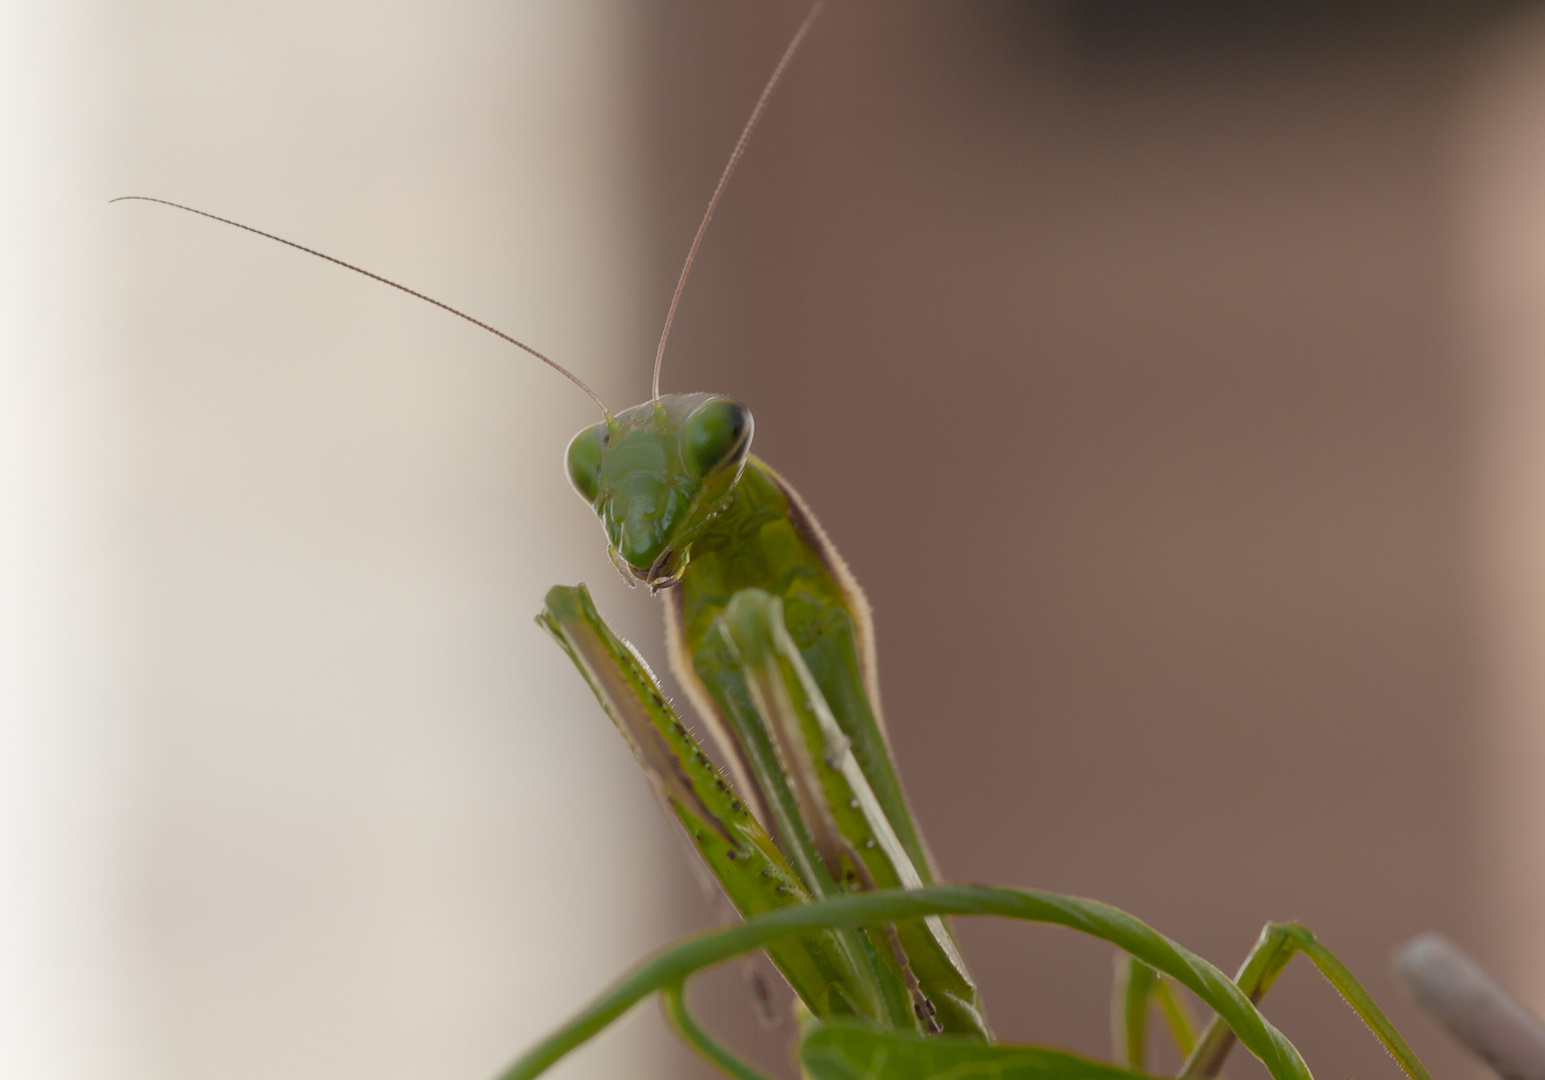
<box><xmin>564</xmin><ymin>422</ymin><xmax>606</xmax><ymax>503</ymax></box>
<box><xmin>682</xmin><ymin>396</ymin><xmax>751</xmax><ymax>478</ymax></box>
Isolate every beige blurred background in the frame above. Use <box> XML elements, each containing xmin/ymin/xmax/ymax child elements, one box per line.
<box><xmin>7</xmin><ymin>3</ymin><xmax>682</xmax><ymax>1079</ymax></box>
<box><xmin>5</xmin><ymin>2</ymin><xmax>1545</xmax><ymax>1079</ymax></box>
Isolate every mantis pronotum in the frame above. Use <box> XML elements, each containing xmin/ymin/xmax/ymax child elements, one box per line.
<box><xmin>118</xmin><ymin>4</ymin><xmax>1531</xmax><ymax>1078</ymax></box>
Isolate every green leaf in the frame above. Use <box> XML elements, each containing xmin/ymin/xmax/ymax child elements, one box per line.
<box><xmin>495</xmin><ymin>885</ymin><xmax>1317</xmax><ymax>1080</ymax></box>
<box><xmin>799</xmin><ymin>1019</ymin><xmax>1158</xmax><ymax>1080</ymax></box>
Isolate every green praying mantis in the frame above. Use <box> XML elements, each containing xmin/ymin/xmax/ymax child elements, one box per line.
<box><xmin>116</xmin><ymin>5</ymin><xmax>1490</xmax><ymax>1080</ymax></box>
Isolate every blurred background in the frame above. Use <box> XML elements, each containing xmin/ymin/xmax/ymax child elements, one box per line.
<box><xmin>4</xmin><ymin>2</ymin><xmax>1545</xmax><ymax>1078</ymax></box>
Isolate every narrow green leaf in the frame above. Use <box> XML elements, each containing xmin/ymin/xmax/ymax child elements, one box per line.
<box><xmin>1112</xmin><ymin>955</ymin><xmax>1158</xmax><ymax>1069</ymax></box>
<box><xmin>496</xmin><ymin>885</ymin><xmax>1318</xmax><ymax>1080</ymax></box>
<box><xmin>800</xmin><ymin>1019</ymin><xmax>1157</xmax><ymax>1080</ymax></box>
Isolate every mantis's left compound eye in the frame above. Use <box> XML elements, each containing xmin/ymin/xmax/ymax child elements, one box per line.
<box><xmin>565</xmin><ymin>423</ymin><xmax>606</xmax><ymax>503</ymax></box>
<box><xmin>682</xmin><ymin>397</ymin><xmax>751</xmax><ymax>477</ymax></box>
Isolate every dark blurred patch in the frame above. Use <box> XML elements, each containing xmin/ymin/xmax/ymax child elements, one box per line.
<box><xmin>1065</xmin><ymin>0</ymin><xmax>1537</xmax><ymax>53</ymax></box>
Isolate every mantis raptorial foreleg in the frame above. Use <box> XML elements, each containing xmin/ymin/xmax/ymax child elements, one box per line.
<box><xmin>540</xmin><ymin>581</ymin><xmax>997</xmax><ymax>1040</ymax></box>
<box><xmin>713</xmin><ymin>587</ymin><xmax>987</xmax><ymax>1039</ymax></box>
<box><xmin>538</xmin><ymin>583</ymin><xmax>895</xmax><ymax>1025</ymax></box>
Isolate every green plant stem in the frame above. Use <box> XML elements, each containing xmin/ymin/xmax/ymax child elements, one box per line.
<box><xmin>494</xmin><ymin>884</ymin><xmax>1314</xmax><ymax>1080</ymax></box>
<box><xmin>1155</xmin><ymin>975</ymin><xmax>1200</xmax><ymax>1059</ymax></box>
<box><xmin>1179</xmin><ymin>922</ymin><xmax>1432</xmax><ymax>1080</ymax></box>
<box><xmin>662</xmin><ymin>982</ymin><xmax>777</xmax><ymax>1080</ymax></box>
<box><xmin>1112</xmin><ymin>955</ymin><xmax>1158</xmax><ymax>1068</ymax></box>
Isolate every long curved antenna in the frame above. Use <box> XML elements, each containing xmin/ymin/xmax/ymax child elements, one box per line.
<box><xmin>112</xmin><ymin>195</ymin><xmax>610</xmax><ymax>415</ymax></box>
<box><xmin>650</xmin><ymin>1</ymin><xmax>823</xmax><ymax>402</ymax></box>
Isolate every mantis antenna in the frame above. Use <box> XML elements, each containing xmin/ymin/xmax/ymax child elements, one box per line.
<box><xmin>650</xmin><ymin>0</ymin><xmax>823</xmax><ymax>403</ymax></box>
<box><xmin>109</xmin><ymin>195</ymin><xmax>611</xmax><ymax>416</ymax></box>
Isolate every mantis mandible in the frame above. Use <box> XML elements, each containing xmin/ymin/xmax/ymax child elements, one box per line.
<box><xmin>117</xmin><ymin>5</ymin><xmax>1464</xmax><ymax>1079</ymax></box>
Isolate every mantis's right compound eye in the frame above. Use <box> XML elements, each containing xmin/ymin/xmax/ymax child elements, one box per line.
<box><xmin>682</xmin><ymin>396</ymin><xmax>751</xmax><ymax>478</ymax></box>
<box><xmin>565</xmin><ymin>424</ymin><xmax>605</xmax><ymax>503</ymax></box>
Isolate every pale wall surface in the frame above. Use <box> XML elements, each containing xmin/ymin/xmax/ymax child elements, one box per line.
<box><xmin>3</xmin><ymin>3</ymin><xmax>692</xmax><ymax>1079</ymax></box>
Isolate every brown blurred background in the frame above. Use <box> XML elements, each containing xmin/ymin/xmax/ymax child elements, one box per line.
<box><xmin>7</xmin><ymin>2</ymin><xmax>1545</xmax><ymax>1079</ymax></box>
<box><xmin>642</xmin><ymin>3</ymin><xmax>1545</xmax><ymax>1080</ymax></box>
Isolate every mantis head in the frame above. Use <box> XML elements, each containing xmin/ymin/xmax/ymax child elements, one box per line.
<box><xmin>565</xmin><ymin>392</ymin><xmax>753</xmax><ymax>589</ymax></box>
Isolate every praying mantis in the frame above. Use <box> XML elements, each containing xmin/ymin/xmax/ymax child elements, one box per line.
<box><xmin>496</xmin><ymin>11</ymin><xmax>1434</xmax><ymax>1077</ymax></box>
<box><xmin>116</xmin><ymin>4</ymin><xmax>1518</xmax><ymax>1079</ymax></box>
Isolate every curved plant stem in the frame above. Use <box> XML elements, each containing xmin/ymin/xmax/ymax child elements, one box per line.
<box><xmin>1113</xmin><ymin>955</ymin><xmax>1158</xmax><ymax>1068</ymax></box>
<box><xmin>494</xmin><ymin>884</ymin><xmax>1317</xmax><ymax>1080</ymax></box>
<box><xmin>1179</xmin><ymin>922</ymin><xmax>1432</xmax><ymax>1080</ymax></box>
<box><xmin>662</xmin><ymin>981</ymin><xmax>777</xmax><ymax>1080</ymax></box>
<box><xmin>1155</xmin><ymin>974</ymin><xmax>1200</xmax><ymax>1058</ymax></box>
